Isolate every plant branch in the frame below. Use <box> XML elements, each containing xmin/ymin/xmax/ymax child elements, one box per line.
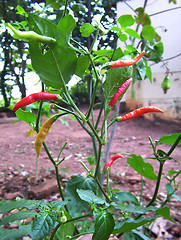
<box><xmin>150</xmin><ymin>6</ymin><xmax>181</xmax><ymax>17</ymax></box>
<box><xmin>43</xmin><ymin>142</ymin><xmax>64</xmax><ymax>201</ymax></box>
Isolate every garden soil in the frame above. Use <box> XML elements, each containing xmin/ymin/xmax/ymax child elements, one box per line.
<box><xmin>0</xmin><ymin>107</ymin><xmax>181</xmax><ymax>238</ymax></box>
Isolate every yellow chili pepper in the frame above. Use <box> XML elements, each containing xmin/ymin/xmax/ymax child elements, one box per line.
<box><xmin>35</xmin><ymin>117</ymin><xmax>56</xmax><ymax>158</ymax></box>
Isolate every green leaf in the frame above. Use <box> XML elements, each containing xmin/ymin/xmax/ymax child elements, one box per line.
<box><xmin>146</xmin><ymin>63</ymin><xmax>152</xmax><ymax>83</ymax></box>
<box><xmin>0</xmin><ymin>199</ymin><xmax>44</xmax><ymax>213</ymax></box>
<box><xmin>31</xmin><ymin>211</ymin><xmax>57</xmax><ymax>240</ymax></box>
<box><xmin>172</xmin><ymin>193</ymin><xmax>181</xmax><ymax>202</ymax></box>
<box><xmin>0</xmin><ymin>211</ymin><xmax>36</xmax><ymax>226</ymax></box>
<box><xmin>165</xmin><ymin>183</ymin><xmax>174</xmax><ymax>195</ymax></box>
<box><xmin>142</xmin><ymin>25</ymin><xmax>156</xmax><ymax>42</ymax></box>
<box><xmin>75</xmin><ymin>55</ymin><xmax>90</xmax><ymax>78</ymax></box>
<box><xmin>103</xmin><ymin>58</ymin><xmax>133</xmax><ymax>109</ymax></box>
<box><xmin>135</xmin><ymin>8</ymin><xmax>151</xmax><ymax>26</ymax></box>
<box><xmin>112</xmin><ymin>191</ymin><xmax>139</xmax><ymax>205</ymax></box>
<box><xmin>16</xmin><ymin>5</ymin><xmax>28</xmax><ymax>17</ymax></box>
<box><xmin>15</xmin><ymin>109</ymin><xmax>36</xmax><ymax>124</ymax></box>
<box><xmin>169</xmin><ymin>0</ymin><xmax>177</xmax><ymax>3</ymax></box>
<box><xmin>133</xmin><ymin>58</ymin><xmax>146</xmax><ymax>80</ymax></box>
<box><xmin>112</xmin><ymin>47</ymin><xmax>124</xmax><ymax>61</ymax></box>
<box><xmin>156</xmin><ymin>207</ymin><xmax>176</xmax><ymax>223</ymax></box>
<box><xmin>56</xmin><ymin>211</ymin><xmax>75</xmax><ymax>239</ymax></box>
<box><xmin>127</xmin><ymin>154</ymin><xmax>157</xmax><ymax>180</ymax></box>
<box><xmin>114</xmin><ymin>216</ymin><xmax>157</xmax><ymax>233</ymax></box>
<box><xmin>93</xmin><ymin>210</ymin><xmax>115</xmax><ymax>240</ymax></box>
<box><xmin>149</xmin><ymin>42</ymin><xmax>164</xmax><ymax>63</ymax></box>
<box><xmin>159</xmin><ymin>133</ymin><xmax>181</xmax><ymax>145</ymax></box>
<box><xmin>110</xmin><ymin>26</ymin><xmax>121</xmax><ymax>32</ymax></box>
<box><xmin>0</xmin><ymin>227</ymin><xmax>30</xmax><ymax>240</ymax></box>
<box><xmin>124</xmin><ymin>229</ymin><xmax>151</xmax><ymax>240</ymax></box>
<box><xmin>168</xmin><ymin>170</ymin><xmax>180</xmax><ymax>177</ymax></box>
<box><xmin>112</xmin><ymin>202</ymin><xmax>157</xmax><ymax>214</ymax></box>
<box><xmin>118</xmin><ymin>14</ymin><xmax>135</xmax><ymax>27</ymax></box>
<box><xmin>119</xmin><ymin>33</ymin><xmax>128</xmax><ymax>42</ymax></box>
<box><xmin>29</xmin><ymin>14</ymin><xmax>77</xmax><ymax>89</ymax></box>
<box><xmin>77</xmin><ymin>189</ymin><xmax>106</xmax><ymax>205</ymax></box>
<box><xmin>125</xmin><ymin>28</ymin><xmax>141</xmax><ymax>40</ymax></box>
<box><xmin>65</xmin><ymin>176</ymin><xmax>97</xmax><ymax>217</ymax></box>
<box><xmin>56</xmin><ymin>14</ymin><xmax>76</xmax><ymax>46</ymax></box>
<box><xmin>80</xmin><ymin>23</ymin><xmax>96</xmax><ymax>37</ymax></box>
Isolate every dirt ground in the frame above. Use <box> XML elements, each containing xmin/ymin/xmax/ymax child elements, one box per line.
<box><xmin>0</xmin><ymin>107</ymin><xmax>181</xmax><ymax>238</ymax></box>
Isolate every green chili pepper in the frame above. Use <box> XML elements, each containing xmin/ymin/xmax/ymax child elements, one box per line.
<box><xmin>161</xmin><ymin>76</ymin><xmax>171</xmax><ymax>94</ymax></box>
<box><xmin>7</xmin><ymin>23</ymin><xmax>56</xmax><ymax>44</ymax></box>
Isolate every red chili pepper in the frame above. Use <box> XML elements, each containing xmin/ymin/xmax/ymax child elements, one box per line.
<box><xmin>116</xmin><ymin>107</ymin><xmax>163</xmax><ymax>122</ymax></box>
<box><xmin>106</xmin><ymin>154</ymin><xmax>124</xmax><ymax>168</ymax></box>
<box><xmin>110</xmin><ymin>52</ymin><xmax>145</xmax><ymax>68</ymax></box>
<box><xmin>12</xmin><ymin>92</ymin><xmax>58</xmax><ymax>111</ymax></box>
<box><xmin>109</xmin><ymin>78</ymin><xmax>132</xmax><ymax>108</ymax></box>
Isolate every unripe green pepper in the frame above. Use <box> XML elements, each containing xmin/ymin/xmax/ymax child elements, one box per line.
<box><xmin>7</xmin><ymin>23</ymin><xmax>56</xmax><ymax>44</ymax></box>
<box><xmin>161</xmin><ymin>76</ymin><xmax>171</xmax><ymax>94</ymax></box>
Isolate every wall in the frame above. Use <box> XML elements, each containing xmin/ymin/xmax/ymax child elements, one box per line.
<box><xmin>117</xmin><ymin>0</ymin><xmax>181</xmax><ymax>122</ymax></box>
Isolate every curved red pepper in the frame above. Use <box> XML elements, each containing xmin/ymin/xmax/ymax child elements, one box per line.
<box><xmin>110</xmin><ymin>52</ymin><xmax>145</xmax><ymax>68</ymax></box>
<box><xmin>12</xmin><ymin>92</ymin><xmax>58</xmax><ymax>111</ymax></box>
<box><xmin>106</xmin><ymin>154</ymin><xmax>124</xmax><ymax>168</ymax></box>
<box><xmin>116</xmin><ymin>107</ymin><xmax>163</xmax><ymax>122</ymax></box>
<box><xmin>109</xmin><ymin>78</ymin><xmax>132</xmax><ymax>108</ymax></box>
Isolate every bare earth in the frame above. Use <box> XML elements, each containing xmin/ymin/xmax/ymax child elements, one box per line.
<box><xmin>0</xmin><ymin>107</ymin><xmax>181</xmax><ymax>238</ymax></box>
<box><xmin>0</xmin><ymin>108</ymin><xmax>181</xmax><ymax>195</ymax></box>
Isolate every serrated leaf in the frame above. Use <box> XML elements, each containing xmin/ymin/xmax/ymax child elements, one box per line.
<box><xmin>65</xmin><ymin>176</ymin><xmax>97</xmax><ymax>217</ymax></box>
<box><xmin>159</xmin><ymin>133</ymin><xmax>181</xmax><ymax>145</ymax></box>
<box><xmin>80</xmin><ymin>23</ymin><xmax>96</xmax><ymax>37</ymax></box>
<box><xmin>15</xmin><ymin>109</ymin><xmax>36</xmax><ymax>124</ymax></box>
<box><xmin>125</xmin><ymin>28</ymin><xmax>141</xmax><ymax>40</ymax></box>
<box><xmin>114</xmin><ymin>216</ymin><xmax>157</xmax><ymax>233</ymax></box>
<box><xmin>0</xmin><ymin>227</ymin><xmax>30</xmax><ymax>240</ymax></box>
<box><xmin>77</xmin><ymin>189</ymin><xmax>105</xmax><ymax>205</ymax></box>
<box><xmin>31</xmin><ymin>211</ymin><xmax>57</xmax><ymax>240</ymax></box>
<box><xmin>118</xmin><ymin>14</ymin><xmax>135</xmax><ymax>27</ymax></box>
<box><xmin>0</xmin><ymin>211</ymin><xmax>36</xmax><ymax>226</ymax></box>
<box><xmin>112</xmin><ymin>191</ymin><xmax>139</xmax><ymax>205</ymax></box>
<box><xmin>29</xmin><ymin>14</ymin><xmax>77</xmax><ymax>89</ymax></box>
<box><xmin>142</xmin><ymin>25</ymin><xmax>156</xmax><ymax>42</ymax></box>
<box><xmin>127</xmin><ymin>154</ymin><xmax>157</xmax><ymax>180</ymax></box>
<box><xmin>93</xmin><ymin>210</ymin><xmax>115</xmax><ymax>240</ymax></box>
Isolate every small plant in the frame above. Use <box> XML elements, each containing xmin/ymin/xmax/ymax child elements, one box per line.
<box><xmin>0</xmin><ymin>2</ymin><xmax>180</xmax><ymax>240</ymax></box>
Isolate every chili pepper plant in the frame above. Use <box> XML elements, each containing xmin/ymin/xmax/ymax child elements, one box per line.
<box><xmin>0</xmin><ymin>6</ymin><xmax>181</xmax><ymax>240</ymax></box>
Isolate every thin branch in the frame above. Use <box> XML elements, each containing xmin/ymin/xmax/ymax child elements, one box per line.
<box><xmin>150</xmin><ymin>6</ymin><xmax>181</xmax><ymax>17</ymax></box>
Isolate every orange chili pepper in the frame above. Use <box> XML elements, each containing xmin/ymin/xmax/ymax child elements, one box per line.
<box><xmin>110</xmin><ymin>52</ymin><xmax>145</xmax><ymax>68</ymax></box>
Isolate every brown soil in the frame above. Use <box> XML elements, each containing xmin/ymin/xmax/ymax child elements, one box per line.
<box><xmin>0</xmin><ymin>107</ymin><xmax>181</xmax><ymax>237</ymax></box>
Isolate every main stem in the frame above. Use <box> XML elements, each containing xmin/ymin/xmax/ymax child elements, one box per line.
<box><xmin>147</xmin><ymin>161</ymin><xmax>164</xmax><ymax>207</ymax></box>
